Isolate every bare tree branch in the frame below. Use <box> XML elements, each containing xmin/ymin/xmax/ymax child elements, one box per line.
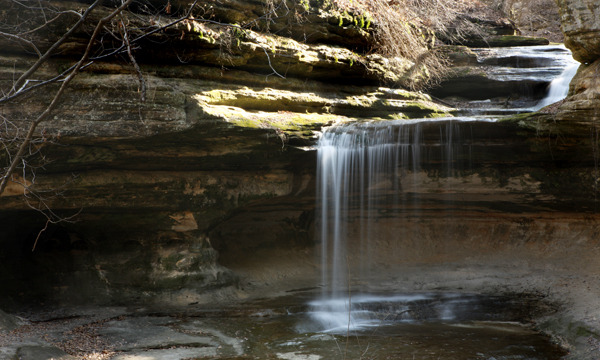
<box><xmin>121</xmin><ymin>17</ymin><xmax>146</xmax><ymax>103</ymax></box>
<box><xmin>262</xmin><ymin>47</ymin><xmax>285</xmax><ymax>79</ymax></box>
<box><xmin>0</xmin><ymin>30</ymin><xmax>42</xmax><ymax>57</ymax></box>
<box><xmin>9</xmin><ymin>0</ymin><xmax>103</xmax><ymax>96</ymax></box>
<box><xmin>0</xmin><ymin>0</ymin><xmax>135</xmax><ymax>196</ymax></box>
<box><xmin>0</xmin><ymin>0</ymin><xmax>201</xmax><ymax>104</ymax></box>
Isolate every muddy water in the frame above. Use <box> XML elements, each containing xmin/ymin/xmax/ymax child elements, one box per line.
<box><xmin>176</xmin><ymin>293</ymin><xmax>567</xmax><ymax>360</ymax></box>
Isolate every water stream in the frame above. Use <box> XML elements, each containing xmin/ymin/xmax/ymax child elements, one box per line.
<box><xmin>455</xmin><ymin>44</ymin><xmax>579</xmax><ymax>115</ymax></box>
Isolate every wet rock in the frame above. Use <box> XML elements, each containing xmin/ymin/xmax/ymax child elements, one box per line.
<box><xmin>111</xmin><ymin>347</ymin><xmax>217</xmax><ymax>360</ymax></box>
<box><xmin>431</xmin><ymin>45</ymin><xmax>570</xmax><ymax>100</ymax></box>
<box><xmin>552</xmin><ymin>59</ymin><xmax>600</xmax><ymax>121</ymax></box>
<box><xmin>15</xmin><ymin>345</ymin><xmax>77</xmax><ymax>360</ymax></box>
<box><xmin>431</xmin><ymin>66</ymin><xmax>548</xmax><ymax>100</ymax></box>
<box><xmin>0</xmin><ymin>309</ymin><xmax>22</xmax><ymax>332</ymax></box>
<box><xmin>458</xmin><ymin>35</ymin><xmax>549</xmax><ymax>48</ymax></box>
<box><xmin>547</xmin><ymin>0</ymin><xmax>600</xmax><ymax>121</ymax></box>
<box><xmin>99</xmin><ymin>317</ymin><xmax>218</xmax><ymax>351</ymax></box>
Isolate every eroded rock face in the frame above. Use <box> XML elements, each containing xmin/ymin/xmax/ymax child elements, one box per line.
<box><xmin>0</xmin><ymin>0</ymin><xmax>452</xmax><ymax>305</ymax></box>
<box><xmin>553</xmin><ymin>60</ymin><xmax>600</xmax><ymax>121</ymax></box>
<box><xmin>0</xmin><ymin>0</ymin><xmax>597</xmax><ymax>312</ymax></box>
<box><xmin>550</xmin><ymin>0</ymin><xmax>600</xmax><ymax>121</ymax></box>
<box><xmin>556</xmin><ymin>0</ymin><xmax>600</xmax><ymax>64</ymax></box>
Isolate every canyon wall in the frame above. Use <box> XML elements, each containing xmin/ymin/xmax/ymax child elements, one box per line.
<box><xmin>0</xmin><ymin>0</ymin><xmax>598</xmax><ymax>315</ymax></box>
<box><xmin>0</xmin><ymin>0</ymin><xmax>451</xmax><ymax>306</ymax></box>
<box><xmin>552</xmin><ymin>0</ymin><xmax>600</xmax><ymax>121</ymax></box>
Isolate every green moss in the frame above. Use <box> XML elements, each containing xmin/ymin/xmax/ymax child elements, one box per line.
<box><xmin>499</xmin><ymin>112</ymin><xmax>537</xmax><ymax>123</ymax></box>
<box><xmin>390</xmin><ymin>113</ymin><xmax>408</xmax><ymax>120</ymax></box>
<box><xmin>229</xmin><ymin>117</ymin><xmax>265</xmax><ymax>129</ymax></box>
<box><xmin>425</xmin><ymin>112</ymin><xmax>451</xmax><ymax>118</ymax></box>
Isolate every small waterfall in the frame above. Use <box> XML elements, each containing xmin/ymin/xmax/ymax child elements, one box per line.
<box><xmin>536</xmin><ymin>63</ymin><xmax>579</xmax><ymax>109</ymax></box>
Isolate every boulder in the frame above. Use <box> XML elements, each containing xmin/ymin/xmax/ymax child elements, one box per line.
<box><xmin>556</xmin><ymin>0</ymin><xmax>600</xmax><ymax>63</ymax></box>
<box><xmin>0</xmin><ymin>309</ymin><xmax>22</xmax><ymax>332</ymax></box>
<box><xmin>552</xmin><ymin>59</ymin><xmax>600</xmax><ymax>121</ymax></box>
<box><xmin>547</xmin><ymin>0</ymin><xmax>600</xmax><ymax>121</ymax></box>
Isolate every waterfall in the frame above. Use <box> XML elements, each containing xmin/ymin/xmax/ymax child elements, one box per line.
<box><xmin>316</xmin><ymin>119</ymin><xmax>475</xmax><ymax>299</ymax></box>
<box><xmin>310</xmin><ymin>46</ymin><xmax>580</xmax><ymax>333</ymax></box>
<box><xmin>312</xmin><ymin>118</ymin><xmax>482</xmax><ymax>331</ymax></box>
<box><xmin>536</xmin><ymin>63</ymin><xmax>579</xmax><ymax>109</ymax></box>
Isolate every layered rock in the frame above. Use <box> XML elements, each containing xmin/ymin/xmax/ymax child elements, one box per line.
<box><xmin>439</xmin><ymin>16</ymin><xmax>549</xmax><ymax>48</ymax></box>
<box><xmin>0</xmin><ymin>0</ymin><xmax>597</xmax><ymax>318</ymax></box>
<box><xmin>0</xmin><ymin>0</ymin><xmax>451</xmax><ymax>305</ymax></box>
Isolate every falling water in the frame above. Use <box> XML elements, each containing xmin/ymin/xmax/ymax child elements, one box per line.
<box><xmin>316</xmin><ymin>119</ymin><xmax>478</xmax><ymax>295</ymax></box>
<box><xmin>311</xmin><ymin>46</ymin><xmax>580</xmax><ymax>334</ymax></box>
<box><xmin>313</xmin><ymin>118</ymin><xmax>494</xmax><ymax>330</ymax></box>
<box><xmin>536</xmin><ymin>62</ymin><xmax>579</xmax><ymax>109</ymax></box>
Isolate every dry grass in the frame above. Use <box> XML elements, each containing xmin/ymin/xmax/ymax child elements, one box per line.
<box><xmin>330</xmin><ymin>0</ymin><xmax>475</xmax><ymax>90</ymax></box>
<box><xmin>328</xmin><ymin>0</ymin><xmax>563</xmax><ymax>90</ymax></box>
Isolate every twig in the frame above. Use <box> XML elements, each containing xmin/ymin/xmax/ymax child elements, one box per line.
<box><xmin>0</xmin><ymin>31</ymin><xmax>42</xmax><ymax>57</ymax></box>
<box><xmin>9</xmin><ymin>0</ymin><xmax>103</xmax><ymax>96</ymax></box>
<box><xmin>262</xmin><ymin>47</ymin><xmax>285</xmax><ymax>79</ymax></box>
<box><xmin>0</xmin><ymin>62</ymin><xmax>94</xmax><ymax>105</ymax></box>
<box><xmin>242</xmin><ymin>0</ymin><xmax>290</xmax><ymax>30</ymax></box>
<box><xmin>0</xmin><ymin>0</ymin><xmax>135</xmax><ymax>196</ymax></box>
<box><xmin>120</xmin><ymin>18</ymin><xmax>146</xmax><ymax>103</ymax></box>
<box><xmin>32</xmin><ymin>218</ymin><xmax>50</xmax><ymax>251</ymax></box>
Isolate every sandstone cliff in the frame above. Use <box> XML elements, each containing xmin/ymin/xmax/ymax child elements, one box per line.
<box><xmin>0</xmin><ymin>0</ymin><xmax>452</xmax><ymax>305</ymax></box>
<box><xmin>0</xmin><ymin>0</ymin><xmax>597</xmax><ymax>315</ymax></box>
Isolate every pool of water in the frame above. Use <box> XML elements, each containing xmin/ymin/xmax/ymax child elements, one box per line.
<box><xmin>176</xmin><ymin>292</ymin><xmax>567</xmax><ymax>360</ymax></box>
